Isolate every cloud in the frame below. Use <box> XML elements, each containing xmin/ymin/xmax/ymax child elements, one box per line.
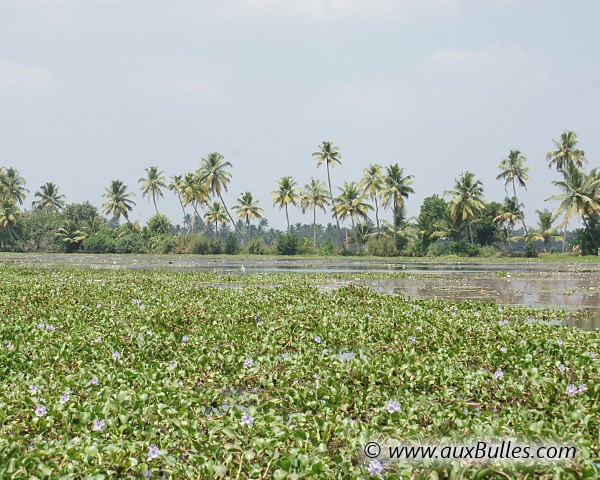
<box><xmin>416</xmin><ymin>44</ymin><xmax>556</xmax><ymax>91</ymax></box>
<box><xmin>0</xmin><ymin>60</ymin><xmax>59</xmax><ymax>90</ymax></box>
<box><xmin>326</xmin><ymin>76</ymin><xmax>408</xmax><ymax>115</ymax></box>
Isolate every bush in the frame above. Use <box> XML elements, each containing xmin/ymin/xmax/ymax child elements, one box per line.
<box><xmin>298</xmin><ymin>237</ymin><xmax>316</xmax><ymax>255</ymax></box>
<box><xmin>524</xmin><ymin>238</ymin><xmax>538</xmax><ymax>258</ymax></box>
<box><xmin>186</xmin><ymin>234</ymin><xmax>210</xmax><ymax>254</ymax></box>
<box><xmin>224</xmin><ymin>234</ymin><xmax>239</xmax><ymax>255</ymax></box>
<box><xmin>276</xmin><ymin>233</ymin><xmax>299</xmax><ymax>255</ymax></box>
<box><xmin>317</xmin><ymin>239</ymin><xmax>334</xmax><ymax>256</ymax></box>
<box><xmin>208</xmin><ymin>239</ymin><xmax>223</xmax><ymax>254</ymax></box>
<box><xmin>83</xmin><ymin>231</ymin><xmax>116</xmax><ymax>253</ymax></box>
<box><xmin>367</xmin><ymin>236</ymin><xmax>397</xmax><ymax>257</ymax></box>
<box><xmin>147</xmin><ymin>213</ymin><xmax>172</xmax><ymax>236</ymax></box>
<box><xmin>115</xmin><ymin>234</ymin><xmax>145</xmax><ymax>254</ymax></box>
<box><xmin>247</xmin><ymin>238</ymin><xmax>267</xmax><ymax>255</ymax></box>
<box><xmin>148</xmin><ymin>235</ymin><xmax>176</xmax><ymax>254</ymax></box>
<box><xmin>479</xmin><ymin>245</ymin><xmax>499</xmax><ymax>258</ymax></box>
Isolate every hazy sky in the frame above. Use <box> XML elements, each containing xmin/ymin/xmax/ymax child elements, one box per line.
<box><xmin>1</xmin><ymin>0</ymin><xmax>599</xmax><ymax>230</ymax></box>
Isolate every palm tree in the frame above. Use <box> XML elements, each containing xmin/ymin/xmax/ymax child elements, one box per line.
<box><xmin>32</xmin><ymin>182</ymin><xmax>66</xmax><ymax>213</ymax></box>
<box><xmin>204</xmin><ymin>201</ymin><xmax>228</xmax><ymax>234</ymax></box>
<box><xmin>271</xmin><ymin>176</ymin><xmax>299</xmax><ymax>232</ymax></box>
<box><xmin>359</xmin><ymin>164</ymin><xmax>385</xmax><ymax>231</ymax></box>
<box><xmin>102</xmin><ymin>180</ymin><xmax>136</xmax><ymax>225</ymax></box>
<box><xmin>0</xmin><ymin>167</ymin><xmax>28</xmax><ymax>205</ymax></box>
<box><xmin>354</xmin><ymin>222</ymin><xmax>374</xmax><ymax>252</ymax></box>
<box><xmin>312</xmin><ymin>141</ymin><xmax>344</xmax><ymax>249</ymax></box>
<box><xmin>0</xmin><ymin>200</ymin><xmax>21</xmax><ymax>245</ymax></box>
<box><xmin>198</xmin><ymin>152</ymin><xmax>244</xmax><ymax>239</ymax></box>
<box><xmin>333</xmin><ymin>182</ymin><xmax>372</xmax><ymax>249</ymax></box>
<box><xmin>138</xmin><ymin>166</ymin><xmax>166</xmax><ymax>214</ymax></box>
<box><xmin>180</xmin><ymin>173</ymin><xmax>209</xmax><ymax>234</ymax></box>
<box><xmin>531</xmin><ymin>209</ymin><xmax>561</xmax><ymax>252</ymax></box>
<box><xmin>494</xmin><ymin>197</ymin><xmax>524</xmax><ymax>253</ymax></box>
<box><xmin>380</xmin><ymin>164</ymin><xmax>415</xmax><ymax>233</ymax></box>
<box><xmin>168</xmin><ymin>174</ymin><xmax>190</xmax><ymax>232</ymax></box>
<box><xmin>445</xmin><ymin>171</ymin><xmax>485</xmax><ymax>244</ymax></box>
<box><xmin>546</xmin><ymin>131</ymin><xmax>587</xmax><ymax>172</ymax></box>
<box><xmin>56</xmin><ymin>222</ymin><xmax>87</xmax><ymax>251</ymax></box>
<box><xmin>546</xmin><ymin>165</ymin><xmax>600</xmax><ymax>248</ymax></box>
<box><xmin>496</xmin><ymin>150</ymin><xmax>531</xmax><ymax>234</ymax></box>
<box><xmin>300</xmin><ymin>178</ymin><xmax>330</xmax><ymax>247</ymax></box>
<box><xmin>233</xmin><ymin>191</ymin><xmax>263</xmax><ymax>239</ymax></box>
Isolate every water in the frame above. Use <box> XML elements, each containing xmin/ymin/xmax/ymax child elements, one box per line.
<box><xmin>2</xmin><ymin>253</ymin><xmax>599</xmax><ymax>329</ymax></box>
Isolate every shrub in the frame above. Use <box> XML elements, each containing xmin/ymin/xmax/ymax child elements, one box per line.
<box><xmin>186</xmin><ymin>234</ymin><xmax>210</xmax><ymax>254</ymax></box>
<box><xmin>224</xmin><ymin>234</ymin><xmax>239</xmax><ymax>255</ymax></box>
<box><xmin>524</xmin><ymin>238</ymin><xmax>538</xmax><ymax>258</ymax></box>
<box><xmin>276</xmin><ymin>233</ymin><xmax>299</xmax><ymax>255</ymax></box>
<box><xmin>247</xmin><ymin>238</ymin><xmax>266</xmax><ymax>255</ymax></box>
<box><xmin>298</xmin><ymin>237</ymin><xmax>316</xmax><ymax>255</ymax></box>
<box><xmin>147</xmin><ymin>213</ymin><xmax>172</xmax><ymax>236</ymax></box>
<box><xmin>367</xmin><ymin>236</ymin><xmax>397</xmax><ymax>257</ymax></box>
<box><xmin>115</xmin><ymin>234</ymin><xmax>145</xmax><ymax>254</ymax></box>
<box><xmin>317</xmin><ymin>239</ymin><xmax>334</xmax><ymax>256</ymax></box>
<box><xmin>83</xmin><ymin>231</ymin><xmax>116</xmax><ymax>253</ymax></box>
<box><xmin>208</xmin><ymin>239</ymin><xmax>223</xmax><ymax>254</ymax></box>
<box><xmin>148</xmin><ymin>235</ymin><xmax>176</xmax><ymax>254</ymax></box>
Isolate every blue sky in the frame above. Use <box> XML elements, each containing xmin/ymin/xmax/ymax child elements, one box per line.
<box><xmin>1</xmin><ymin>0</ymin><xmax>599</xmax><ymax>230</ymax></box>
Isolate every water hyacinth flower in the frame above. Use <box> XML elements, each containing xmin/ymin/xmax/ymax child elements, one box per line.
<box><xmin>143</xmin><ymin>470</ymin><xmax>152</xmax><ymax>479</ymax></box>
<box><xmin>46</xmin><ymin>324</ymin><xmax>56</xmax><ymax>332</ymax></box>
<box><xmin>169</xmin><ymin>362</ymin><xmax>177</xmax><ymax>370</ymax></box>
<box><xmin>92</xmin><ymin>419</ymin><xmax>106</xmax><ymax>431</ymax></box>
<box><xmin>60</xmin><ymin>393</ymin><xmax>70</xmax><ymax>404</ymax></box>
<box><xmin>112</xmin><ymin>351</ymin><xmax>120</xmax><ymax>360</ymax></box>
<box><xmin>314</xmin><ymin>336</ymin><xmax>322</xmax><ymax>344</ymax></box>
<box><xmin>182</xmin><ymin>335</ymin><xmax>189</xmax><ymax>343</ymax></box>
<box><xmin>367</xmin><ymin>459</ymin><xmax>383</xmax><ymax>476</ymax></box>
<box><xmin>416</xmin><ymin>326</ymin><xmax>423</xmax><ymax>332</ymax></box>
<box><xmin>500</xmin><ymin>347</ymin><xmax>507</xmax><ymax>353</ymax></box>
<box><xmin>90</xmin><ymin>377</ymin><xmax>99</xmax><ymax>386</ymax></box>
<box><xmin>408</xmin><ymin>336</ymin><xmax>416</xmax><ymax>344</ymax></box>
<box><xmin>566</xmin><ymin>384</ymin><xmax>578</xmax><ymax>396</ymax></box>
<box><xmin>559</xmin><ymin>364</ymin><xmax>566</xmax><ymax>372</ymax></box>
<box><xmin>387</xmin><ymin>400</ymin><xmax>401</xmax><ymax>413</ymax></box>
<box><xmin>38</xmin><ymin>322</ymin><xmax>45</xmax><ymax>330</ymax></box>
<box><xmin>35</xmin><ymin>405</ymin><xmax>47</xmax><ymax>417</ymax></box>
<box><xmin>498</xmin><ymin>319</ymin><xmax>509</xmax><ymax>326</ymax></box>
<box><xmin>494</xmin><ymin>369</ymin><xmax>504</xmax><ymax>380</ymax></box>
<box><xmin>241</xmin><ymin>412</ymin><xmax>254</xmax><ymax>428</ymax></box>
<box><xmin>578</xmin><ymin>384</ymin><xmax>588</xmax><ymax>393</ymax></box>
<box><xmin>556</xmin><ymin>339</ymin><xmax>564</xmax><ymax>346</ymax></box>
<box><xmin>30</xmin><ymin>385</ymin><xmax>39</xmax><ymax>394</ymax></box>
<box><xmin>147</xmin><ymin>444</ymin><xmax>160</xmax><ymax>461</ymax></box>
<box><xmin>6</xmin><ymin>341</ymin><xmax>13</xmax><ymax>349</ymax></box>
<box><xmin>147</xmin><ymin>330</ymin><xmax>152</xmax><ymax>336</ymax></box>
<box><xmin>243</xmin><ymin>358</ymin><xmax>253</xmax><ymax>368</ymax></box>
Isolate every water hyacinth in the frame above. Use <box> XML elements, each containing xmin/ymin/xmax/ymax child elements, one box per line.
<box><xmin>92</xmin><ymin>419</ymin><xmax>106</xmax><ymax>431</ymax></box>
<box><xmin>367</xmin><ymin>459</ymin><xmax>384</xmax><ymax>476</ymax></box>
<box><xmin>89</xmin><ymin>377</ymin><xmax>99</xmax><ymax>386</ymax></box>
<box><xmin>59</xmin><ymin>393</ymin><xmax>70</xmax><ymax>404</ymax></box>
<box><xmin>559</xmin><ymin>364</ymin><xmax>566</xmax><ymax>372</ymax></box>
<box><xmin>147</xmin><ymin>444</ymin><xmax>160</xmax><ymax>461</ymax></box>
<box><xmin>112</xmin><ymin>351</ymin><xmax>120</xmax><ymax>360</ymax></box>
<box><xmin>243</xmin><ymin>358</ymin><xmax>253</xmax><ymax>368</ymax></box>
<box><xmin>241</xmin><ymin>412</ymin><xmax>254</xmax><ymax>428</ymax></box>
<box><xmin>35</xmin><ymin>405</ymin><xmax>47</xmax><ymax>417</ymax></box>
<box><xmin>494</xmin><ymin>369</ymin><xmax>504</xmax><ymax>380</ymax></box>
<box><xmin>29</xmin><ymin>385</ymin><xmax>39</xmax><ymax>394</ymax></box>
<box><xmin>6</xmin><ymin>341</ymin><xmax>13</xmax><ymax>349</ymax></box>
<box><xmin>566</xmin><ymin>384</ymin><xmax>578</xmax><ymax>396</ymax></box>
<box><xmin>314</xmin><ymin>335</ymin><xmax>322</xmax><ymax>344</ymax></box>
<box><xmin>578</xmin><ymin>384</ymin><xmax>588</xmax><ymax>393</ymax></box>
<box><xmin>408</xmin><ymin>336</ymin><xmax>417</xmax><ymax>344</ymax></box>
<box><xmin>387</xmin><ymin>400</ymin><xmax>401</xmax><ymax>413</ymax></box>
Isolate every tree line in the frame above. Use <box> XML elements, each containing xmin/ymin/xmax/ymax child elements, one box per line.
<box><xmin>1</xmin><ymin>131</ymin><xmax>599</xmax><ymax>256</ymax></box>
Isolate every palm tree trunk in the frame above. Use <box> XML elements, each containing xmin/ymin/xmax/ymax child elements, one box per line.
<box><xmin>562</xmin><ymin>224</ymin><xmax>567</xmax><ymax>253</ymax></box>
<box><xmin>468</xmin><ymin>219</ymin><xmax>474</xmax><ymax>244</ymax></box>
<box><xmin>285</xmin><ymin>204</ymin><xmax>290</xmax><ymax>232</ymax></box>
<box><xmin>351</xmin><ymin>217</ymin><xmax>356</xmax><ymax>251</ymax></box>
<box><xmin>313</xmin><ymin>208</ymin><xmax>316</xmax><ymax>247</ymax></box>
<box><xmin>219</xmin><ymin>193</ymin><xmax>245</xmax><ymax>242</ymax></box>
<box><xmin>512</xmin><ymin>180</ymin><xmax>528</xmax><ymax>235</ymax></box>
<box><xmin>153</xmin><ymin>195</ymin><xmax>158</xmax><ymax>214</ymax></box>
<box><xmin>326</xmin><ymin>163</ymin><xmax>345</xmax><ymax>250</ymax></box>
<box><xmin>373</xmin><ymin>195</ymin><xmax>380</xmax><ymax>231</ymax></box>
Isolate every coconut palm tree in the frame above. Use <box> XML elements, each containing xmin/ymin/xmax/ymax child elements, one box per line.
<box><xmin>300</xmin><ymin>178</ymin><xmax>330</xmax><ymax>247</ymax></box>
<box><xmin>496</xmin><ymin>150</ymin><xmax>531</xmax><ymax>234</ymax></box>
<box><xmin>546</xmin><ymin>165</ymin><xmax>600</xmax><ymax>248</ymax></box>
<box><xmin>271</xmin><ymin>176</ymin><xmax>299</xmax><ymax>232</ymax></box>
<box><xmin>233</xmin><ymin>191</ymin><xmax>263</xmax><ymax>238</ymax></box>
<box><xmin>0</xmin><ymin>200</ymin><xmax>21</xmax><ymax>245</ymax></box>
<box><xmin>179</xmin><ymin>173</ymin><xmax>209</xmax><ymax>234</ymax></box>
<box><xmin>168</xmin><ymin>174</ymin><xmax>189</xmax><ymax>231</ymax></box>
<box><xmin>312</xmin><ymin>141</ymin><xmax>344</xmax><ymax>248</ymax></box>
<box><xmin>444</xmin><ymin>171</ymin><xmax>485</xmax><ymax>244</ymax></box>
<box><xmin>546</xmin><ymin>131</ymin><xmax>587</xmax><ymax>172</ymax></box>
<box><xmin>530</xmin><ymin>209</ymin><xmax>561</xmax><ymax>252</ymax></box>
<box><xmin>354</xmin><ymin>222</ymin><xmax>374</xmax><ymax>252</ymax></box>
<box><xmin>494</xmin><ymin>197</ymin><xmax>524</xmax><ymax>253</ymax></box>
<box><xmin>198</xmin><ymin>152</ymin><xmax>244</xmax><ymax>239</ymax></box>
<box><xmin>332</xmin><ymin>182</ymin><xmax>372</xmax><ymax>249</ymax></box>
<box><xmin>0</xmin><ymin>167</ymin><xmax>28</xmax><ymax>205</ymax></box>
<box><xmin>204</xmin><ymin>201</ymin><xmax>228</xmax><ymax>234</ymax></box>
<box><xmin>359</xmin><ymin>164</ymin><xmax>384</xmax><ymax>231</ymax></box>
<box><xmin>138</xmin><ymin>166</ymin><xmax>166</xmax><ymax>214</ymax></box>
<box><xmin>56</xmin><ymin>221</ymin><xmax>87</xmax><ymax>251</ymax></box>
<box><xmin>32</xmin><ymin>182</ymin><xmax>66</xmax><ymax>213</ymax></box>
<box><xmin>380</xmin><ymin>164</ymin><xmax>415</xmax><ymax>233</ymax></box>
<box><xmin>102</xmin><ymin>180</ymin><xmax>136</xmax><ymax>225</ymax></box>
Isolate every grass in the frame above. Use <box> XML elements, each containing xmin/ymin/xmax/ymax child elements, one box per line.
<box><xmin>0</xmin><ymin>266</ymin><xmax>598</xmax><ymax>478</ymax></box>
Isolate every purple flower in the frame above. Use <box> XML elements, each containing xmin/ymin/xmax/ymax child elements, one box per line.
<box><xmin>559</xmin><ymin>364</ymin><xmax>566</xmax><ymax>372</ymax></box>
<box><xmin>387</xmin><ymin>400</ymin><xmax>401</xmax><ymax>413</ymax></box>
<box><xmin>556</xmin><ymin>339</ymin><xmax>564</xmax><ymax>346</ymax></box>
<box><xmin>96</xmin><ymin>303</ymin><xmax>102</xmax><ymax>308</ymax></box>
<box><xmin>143</xmin><ymin>470</ymin><xmax>152</xmax><ymax>479</ymax></box>
<box><xmin>90</xmin><ymin>377</ymin><xmax>99</xmax><ymax>386</ymax></box>
<box><xmin>241</xmin><ymin>412</ymin><xmax>254</xmax><ymax>428</ymax></box>
<box><xmin>147</xmin><ymin>330</ymin><xmax>153</xmax><ymax>336</ymax></box>
<box><xmin>498</xmin><ymin>319</ymin><xmax>509</xmax><ymax>326</ymax></box>
<box><xmin>314</xmin><ymin>336</ymin><xmax>322</xmax><ymax>344</ymax></box>
<box><xmin>243</xmin><ymin>358</ymin><xmax>253</xmax><ymax>369</ymax></box>
<box><xmin>182</xmin><ymin>335</ymin><xmax>189</xmax><ymax>343</ymax></box>
<box><xmin>46</xmin><ymin>324</ymin><xmax>56</xmax><ymax>332</ymax></box>
<box><xmin>474</xmin><ymin>311</ymin><xmax>480</xmax><ymax>317</ymax></box>
<box><xmin>92</xmin><ymin>419</ymin><xmax>106</xmax><ymax>431</ymax></box>
<box><xmin>147</xmin><ymin>444</ymin><xmax>160</xmax><ymax>461</ymax></box>
<box><xmin>35</xmin><ymin>405</ymin><xmax>47</xmax><ymax>417</ymax></box>
<box><xmin>6</xmin><ymin>341</ymin><xmax>13</xmax><ymax>349</ymax></box>
<box><xmin>416</xmin><ymin>326</ymin><xmax>423</xmax><ymax>332</ymax></box>
<box><xmin>367</xmin><ymin>459</ymin><xmax>383</xmax><ymax>476</ymax></box>
<box><xmin>499</xmin><ymin>347</ymin><xmax>507</xmax><ymax>353</ymax></box>
<box><xmin>494</xmin><ymin>369</ymin><xmax>504</xmax><ymax>380</ymax></box>
<box><xmin>112</xmin><ymin>351</ymin><xmax>120</xmax><ymax>360</ymax></box>
<box><xmin>59</xmin><ymin>393</ymin><xmax>70</xmax><ymax>404</ymax></box>
<box><xmin>566</xmin><ymin>384</ymin><xmax>578</xmax><ymax>396</ymax></box>
<box><xmin>30</xmin><ymin>385</ymin><xmax>39</xmax><ymax>394</ymax></box>
<box><xmin>169</xmin><ymin>362</ymin><xmax>177</xmax><ymax>370</ymax></box>
<box><xmin>38</xmin><ymin>322</ymin><xmax>45</xmax><ymax>330</ymax></box>
<box><xmin>408</xmin><ymin>336</ymin><xmax>416</xmax><ymax>344</ymax></box>
<box><xmin>578</xmin><ymin>384</ymin><xmax>588</xmax><ymax>393</ymax></box>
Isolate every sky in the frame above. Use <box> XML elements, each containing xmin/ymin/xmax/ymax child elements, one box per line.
<box><xmin>1</xmin><ymin>0</ymin><xmax>599</xmax><ymax>230</ymax></box>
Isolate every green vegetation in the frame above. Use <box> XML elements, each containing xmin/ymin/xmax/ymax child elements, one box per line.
<box><xmin>0</xmin><ymin>267</ymin><xmax>597</xmax><ymax>478</ymax></box>
<box><xmin>1</xmin><ymin>131</ymin><xmax>600</xmax><ymax>256</ymax></box>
